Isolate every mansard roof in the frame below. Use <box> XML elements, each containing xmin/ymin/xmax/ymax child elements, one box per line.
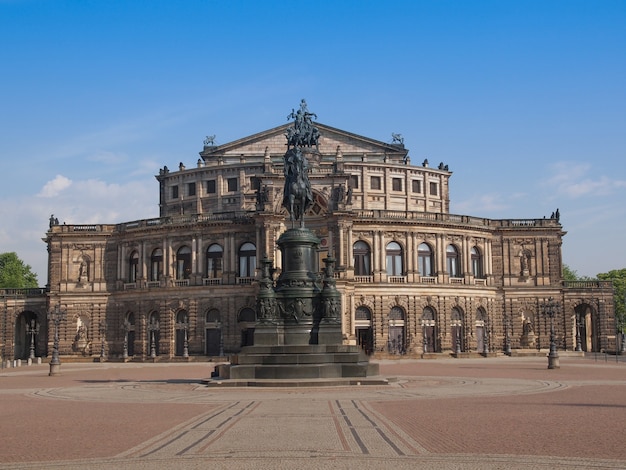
<box><xmin>199</xmin><ymin>122</ymin><xmax>408</xmax><ymax>160</ymax></box>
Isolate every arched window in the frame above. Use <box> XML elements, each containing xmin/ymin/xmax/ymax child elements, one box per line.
<box><xmin>206</xmin><ymin>308</ymin><xmax>221</xmax><ymax>323</ymax></box>
<box><xmin>355</xmin><ymin>306</ymin><xmax>372</xmax><ymax>321</ymax></box>
<box><xmin>451</xmin><ymin>307</ymin><xmax>463</xmax><ymax>323</ymax></box>
<box><xmin>418</xmin><ymin>243</ymin><xmax>433</xmax><ymax>276</ymax></box>
<box><xmin>389</xmin><ymin>306</ymin><xmax>405</xmax><ymax>320</ymax></box>
<box><xmin>128</xmin><ymin>251</ymin><xmax>139</xmax><ymax>283</ymax></box>
<box><xmin>422</xmin><ymin>306</ymin><xmax>435</xmax><ymax>322</ymax></box>
<box><xmin>176</xmin><ymin>310</ymin><xmax>188</xmax><ymax>324</ymax></box>
<box><xmin>176</xmin><ymin>246</ymin><xmax>192</xmax><ymax>280</ymax></box>
<box><xmin>206</xmin><ymin>244</ymin><xmax>223</xmax><ymax>278</ymax></box>
<box><xmin>238</xmin><ymin>308</ymin><xmax>256</xmax><ymax>323</ymax></box>
<box><xmin>386</xmin><ymin>241</ymin><xmax>403</xmax><ymax>276</ymax></box>
<box><xmin>476</xmin><ymin>307</ymin><xmax>487</xmax><ymax>323</ymax></box>
<box><xmin>353</xmin><ymin>241</ymin><xmax>371</xmax><ymax>276</ymax></box>
<box><xmin>150</xmin><ymin>248</ymin><xmax>163</xmax><ymax>282</ymax></box>
<box><xmin>238</xmin><ymin>242</ymin><xmax>256</xmax><ymax>277</ymax></box>
<box><xmin>446</xmin><ymin>244</ymin><xmax>461</xmax><ymax>277</ymax></box>
<box><xmin>471</xmin><ymin>247</ymin><xmax>483</xmax><ymax>278</ymax></box>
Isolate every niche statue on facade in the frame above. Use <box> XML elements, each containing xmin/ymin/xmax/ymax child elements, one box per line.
<box><xmin>73</xmin><ymin>325</ymin><xmax>91</xmax><ymax>355</ymax></box>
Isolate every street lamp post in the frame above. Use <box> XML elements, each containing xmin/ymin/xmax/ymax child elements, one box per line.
<box><xmin>575</xmin><ymin>314</ymin><xmax>582</xmax><ymax>352</ymax></box>
<box><xmin>148</xmin><ymin>319</ymin><xmax>159</xmax><ymax>359</ymax></box>
<box><xmin>217</xmin><ymin>321</ymin><xmax>224</xmax><ymax>357</ymax></box>
<box><xmin>99</xmin><ymin>321</ymin><xmax>107</xmax><ymax>361</ymax></box>
<box><xmin>183</xmin><ymin>322</ymin><xmax>189</xmax><ymax>358</ymax></box>
<box><xmin>47</xmin><ymin>304</ymin><xmax>67</xmax><ymax>376</ymax></box>
<box><xmin>122</xmin><ymin>320</ymin><xmax>131</xmax><ymax>360</ymax></box>
<box><xmin>175</xmin><ymin>319</ymin><xmax>189</xmax><ymax>358</ymax></box>
<box><xmin>504</xmin><ymin>313</ymin><xmax>512</xmax><ymax>355</ymax></box>
<box><xmin>483</xmin><ymin>317</ymin><xmax>490</xmax><ymax>355</ymax></box>
<box><xmin>541</xmin><ymin>297</ymin><xmax>560</xmax><ymax>369</ymax></box>
<box><xmin>26</xmin><ymin>319</ymin><xmax>40</xmax><ymax>360</ymax></box>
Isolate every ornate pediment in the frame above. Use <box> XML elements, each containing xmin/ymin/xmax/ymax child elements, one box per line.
<box><xmin>199</xmin><ymin>123</ymin><xmax>408</xmax><ymax>163</ymax></box>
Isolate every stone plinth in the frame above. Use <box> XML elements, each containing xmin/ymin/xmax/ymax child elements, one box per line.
<box><xmin>226</xmin><ymin>344</ymin><xmax>379</xmax><ymax>380</ymax></box>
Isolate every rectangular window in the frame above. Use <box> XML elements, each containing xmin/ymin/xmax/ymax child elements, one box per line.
<box><xmin>171</xmin><ymin>185</ymin><xmax>179</xmax><ymax>199</ymax></box>
<box><xmin>227</xmin><ymin>177</ymin><xmax>238</xmax><ymax>192</ymax></box>
<box><xmin>392</xmin><ymin>178</ymin><xmax>402</xmax><ymax>191</ymax></box>
<box><xmin>370</xmin><ymin>176</ymin><xmax>381</xmax><ymax>190</ymax></box>
<box><xmin>188</xmin><ymin>182</ymin><xmax>196</xmax><ymax>197</ymax></box>
<box><xmin>429</xmin><ymin>182</ymin><xmax>438</xmax><ymax>196</ymax></box>
<box><xmin>250</xmin><ymin>177</ymin><xmax>260</xmax><ymax>191</ymax></box>
<box><xmin>206</xmin><ymin>180</ymin><xmax>216</xmax><ymax>194</ymax></box>
<box><xmin>349</xmin><ymin>175</ymin><xmax>359</xmax><ymax>189</ymax></box>
<box><xmin>411</xmin><ymin>180</ymin><xmax>421</xmax><ymax>193</ymax></box>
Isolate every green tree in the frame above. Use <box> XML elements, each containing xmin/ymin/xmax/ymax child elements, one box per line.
<box><xmin>597</xmin><ymin>268</ymin><xmax>626</xmax><ymax>332</ymax></box>
<box><xmin>0</xmin><ymin>252</ymin><xmax>39</xmax><ymax>288</ymax></box>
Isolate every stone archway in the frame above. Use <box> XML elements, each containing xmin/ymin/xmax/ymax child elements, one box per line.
<box><xmin>575</xmin><ymin>303</ymin><xmax>600</xmax><ymax>352</ymax></box>
<box><xmin>388</xmin><ymin>306</ymin><xmax>406</xmax><ymax>355</ymax></box>
<box><xmin>355</xmin><ymin>306</ymin><xmax>373</xmax><ymax>355</ymax></box>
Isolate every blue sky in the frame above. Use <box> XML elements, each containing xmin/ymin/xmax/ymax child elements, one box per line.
<box><xmin>1</xmin><ymin>0</ymin><xmax>625</xmax><ymax>282</ymax></box>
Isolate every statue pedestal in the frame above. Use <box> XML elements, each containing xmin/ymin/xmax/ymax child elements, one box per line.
<box><xmin>228</xmin><ymin>344</ymin><xmax>379</xmax><ymax>380</ymax></box>
<box><xmin>254</xmin><ymin>321</ymin><xmax>342</xmax><ymax>347</ymax></box>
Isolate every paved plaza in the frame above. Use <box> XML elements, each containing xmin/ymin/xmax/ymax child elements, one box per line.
<box><xmin>1</xmin><ymin>355</ymin><xmax>625</xmax><ymax>469</ymax></box>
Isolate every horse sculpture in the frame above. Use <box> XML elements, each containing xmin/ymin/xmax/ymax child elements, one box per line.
<box><xmin>282</xmin><ymin>147</ymin><xmax>313</xmax><ymax>227</ymax></box>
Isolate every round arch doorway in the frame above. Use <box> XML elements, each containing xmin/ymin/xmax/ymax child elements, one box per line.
<box><xmin>355</xmin><ymin>306</ymin><xmax>373</xmax><ymax>355</ymax></box>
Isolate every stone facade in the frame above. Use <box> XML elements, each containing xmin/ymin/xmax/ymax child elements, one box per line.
<box><xmin>0</xmin><ymin>122</ymin><xmax>618</xmax><ymax>362</ymax></box>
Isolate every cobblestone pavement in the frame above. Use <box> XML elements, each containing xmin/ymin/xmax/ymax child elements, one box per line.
<box><xmin>1</xmin><ymin>356</ymin><xmax>625</xmax><ymax>469</ymax></box>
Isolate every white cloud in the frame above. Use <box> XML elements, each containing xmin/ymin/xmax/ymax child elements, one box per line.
<box><xmin>4</xmin><ymin>175</ymin><xmax>156</xmax><ymax>281</ymax></box>
<box><xmin>544</xmin><ymin>162</ymin><xmax>626</xmax><ymax>198</ymax></box>
<box><xmin>37</xmin><ymin>174</ymin><xmax>72</xmax><ymax>197</ymax></box>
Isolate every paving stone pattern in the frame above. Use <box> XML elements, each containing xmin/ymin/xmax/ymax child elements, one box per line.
<box><xmin>0</xmin><ymin>357</ymin><xmax>625</xmax><ymax>469</ymax></box>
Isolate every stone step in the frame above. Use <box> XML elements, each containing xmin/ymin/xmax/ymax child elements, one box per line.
<box><xmin>229</xmin><ymin>362</ymin><xmax>373</xmax><ymax>380</ymax></box>
<box><xmin>239</xmin><ymin>344</ymin><xmax>364</xmax><ymax>355</ymax></box>
<box><xmin>234</xmin><ymin>352</ymin><xmax>366</xmax><ymax>365</ymax></box>
<box><xmin>203</xmin><ymin>377</ymin><xmax>390</xmax><ymax>387</ymax></box>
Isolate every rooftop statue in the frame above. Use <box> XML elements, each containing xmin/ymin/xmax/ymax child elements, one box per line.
<box><xmin>286</xmin><ymin>99</ymin><xmax>320</xmax><ymax>150</ymax></box>
<box><xmin>391</xmin><ymin>132</ymin><xmax>404</xmax><ymax>145</ymax></box>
